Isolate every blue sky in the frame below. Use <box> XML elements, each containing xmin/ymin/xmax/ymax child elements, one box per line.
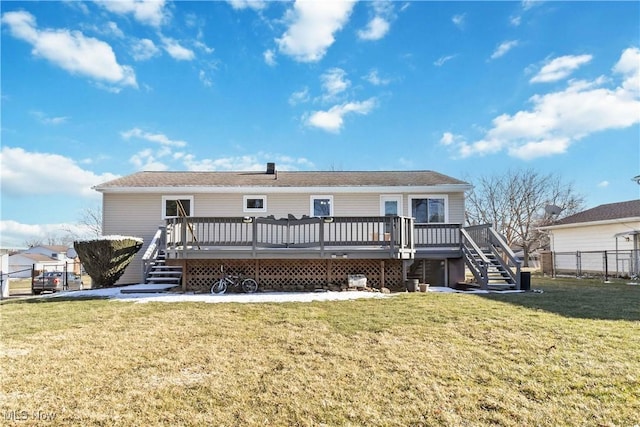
<box><xmin>1</xmin><ymin>0</ymin><xmax>639</xmax><ymax>248</ymax></box>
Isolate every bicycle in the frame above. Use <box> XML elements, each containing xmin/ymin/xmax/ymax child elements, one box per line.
<box><xmin>211</xmin><ymin>266</ymin><xmax>258</xmax><ymax>294</ymax></box>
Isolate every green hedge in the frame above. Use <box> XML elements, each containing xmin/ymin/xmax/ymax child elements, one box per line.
<box><xmin>74</xmin><ymin>236</ymin><xmax>143</xmax><ymax>288</ymax></box>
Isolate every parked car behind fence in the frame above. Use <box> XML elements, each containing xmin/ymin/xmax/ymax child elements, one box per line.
<box><xmin>32</xmin><ymin>271</ymin><xmax>84</xmax><ymax>295</ymax></box>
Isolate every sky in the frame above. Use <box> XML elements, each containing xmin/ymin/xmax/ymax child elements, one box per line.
<box><xmin>1</xmin><ymin>0</ymin><xmax>639</xmax><ymax>249</ymax></box>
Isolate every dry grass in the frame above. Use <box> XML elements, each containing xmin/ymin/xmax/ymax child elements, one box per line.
<box><xmin>1</xmin><ymin>277</ymin><xmax>638</xmax><ymax>426</ymax></box>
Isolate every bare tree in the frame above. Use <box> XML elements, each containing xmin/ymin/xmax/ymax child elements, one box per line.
<box><xmin>23</xmin><ymin>238</ymin><xmax>43</xmax><ymax>248</ymax></box>
<box><xmin>79</xmin><ymin>205</ymin><xmax>103</xmax><ymax>238</ymax></box>
<box><xmin>466</xmin><ymin>169</ymin><xmax>584</xmax><ymax>266</ymax></box>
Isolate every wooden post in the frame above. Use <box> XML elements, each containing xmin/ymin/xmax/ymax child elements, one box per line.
<box><xmin>380</xmin><ymin>260</ymin><xmax>385</xmax><ymax>289</ymax></box>
<box><xmin>181</xmin><ymin>259</ymin><xmax>187</xmax><ymax>292</ymax></box>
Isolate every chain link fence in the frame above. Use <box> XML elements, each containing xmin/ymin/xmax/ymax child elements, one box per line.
<box><xmin>543</xmin><ymin>250</ymin><xmax>639</xmax><ymax>279</ymax></box>
<box><xmin>2</xmin><ymin>260</ymin><xmax>87</xmax><ymax>296</ymax></box>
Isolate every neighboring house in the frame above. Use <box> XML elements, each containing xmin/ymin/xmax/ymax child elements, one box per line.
<box><xmin>8</xmin><ymin>245</ymin><xmax>78</xmax><ymax>278</ymax></box>
<box><xmin>8</xmin><ymin>253</ymin><xmax>65</xmax><ymax>278</ymax></box>
<box><xmin>538</xmin><ymin>199</ymin><xmax>640</xmax><ymax>276</ymax></box>
<box><xmin>23</xmin><ymin>245</ymin><xmax>70</xmax><ymax>260</ymax></box>
<box><xmin>95</xmin><ymin>164</ymin><xmax>521</xmax><ymax>290</ymax></box>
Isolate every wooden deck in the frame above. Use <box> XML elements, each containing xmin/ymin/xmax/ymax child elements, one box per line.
<box><xmin>160</xmin><ymin>216</ymin><xmax>462</xmax><ymax>260</ymax></box>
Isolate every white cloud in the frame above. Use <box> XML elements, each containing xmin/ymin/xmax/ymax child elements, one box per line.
<box><xmin>276</xmin><ymin>0</ymin><xmax>356</xmax><ymax>62</ymax></box>
<box><xmin>289</xmin><ymin>87</ymin><xmax>310</xmax><ymax>106</ymax></box>
<box><xmin>434</xmin><ymin>54</ymin><xmax>457</xmax><ymax>67</ymax></box>
<box><xmin>30</xmin><ymin>111</ymin><xmax>69</xmax><ymax>125</ymax></box>
<box><xmin>490</xmin><ymin>40</ymin><xmax>519</xmax><ymax>60</ymax></box>
<box><xmin>597</xmin><ymin>181</ymin><xmax>610</xmax><ymax>188</ymax></box>
<box><xmin>510</xmin><ymin>15</ymin><xmax>522</xmax><ymax>26</ymax></box>
<box><xmin>321</xmin><ymin>68</ymin><xmax>350</xmax><ymax>99</ymax></box>
<box><xmin>439</xmin><ymin>132</ymin><xmax>465</xmax><ymax>146</ymax></box>
<box><xmin>94</xmin><ymin>0</ymin><xmax>169</xmax><ymax>27</ymax></box>
<box><xmin>199</xmin><ymin>70</ymin><xmax>212</xmax><ymax>87</ymax></box>
<box><xmin>181</xmin><ymin>153</ymin><xmax>313</xmax><ymax>172</ymax></box>
<box><xmin>129</xmin><ymin>148</ymin><xmax>169</xmax><ymax>171</ymax></box>
<box><xmin>363</xmin><ymin>69</ymin><xmax>390</xmax><ymax>86</ymax></box>
<box><xmin>226</xmin><ymin>0</ymin><xmax>267</xmax><ymax>11</ymax></box>
<box><xmin>263</xmin><ymin>49</ymin><xmax>276</xmax><ymax>66</ymax></box>
<box><xmin>121</xmin><ymin>128</ymin><xmax>187</xmax><ymax>147</ymax></box>
<box><xmin>122</xmin><ymin>128</ymin><xmax>188</xmax><ymax>170</ymax></box>
<box><xmin>306</xmin><ymin>98</ymin><xmax>376</xmax><ymax>133</ymax></box>
<box><xmin>0</xmin><ymin>146</ymin><xmax>119</xmax><ymax>198</ymax></box>
<box><xmin>161</xmin><ymin>36</ymin><xmax>195</xmax><ymax>61</ymax></box>
<box><xmin>130</xmin><ymin>38</ymin><xmax>160</xmax><ymax>61</ymax></box>
<box><xmin>445</xmin><ymin>47</ymin><xmax>640</xmax><ymax>160</ymax></box>
<box><xmin>452</xmin><ymin>13</ymin><xmax>465</xmax><ymax>29</ymax></box>
<box><xmin>1</xmin><ymin>11</ymin><xmax>137</xmax><ymax>89</ymax></box>
<box><xmin>0</xmin><ymin>220</ymin><xmax>96</xmax><ymax>249</ymax></box>
<box><xmin>358</xmin><ymin>0</ymin><xmax>394</xmax><ymax>41</ymax></box>
<box><xmin>530</xmin><ymin>54</ymin><xmax>593</xmax><ymax>83</ymax></box>
<box><xmin>193</xmin><ymin>40</ymin><xmax>214</xmax><ymax>54</ymax></box>
<box><xmin>357</xmin><ymin>16</ymin><xmax>389</xmax><ymax>41</ymax></box>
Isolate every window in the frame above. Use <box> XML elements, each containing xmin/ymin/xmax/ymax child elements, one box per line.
<box><xmin>310</xmin><ymin>195</ymin><xmax>333</xmax><ymax>217</ymax></box>
<box><xmin>243</xmin><ymin>195</ymin><xmax>267</xmax><ymax>213</ymax></box>
<box><xmin>162</xmin><ymin>196</ymin><xmax>193</xmax><ymax>219</ymax></box>
<box><xmin>409</xmin><ymin>195</ymin><xmax>447</xmax><ymax>223</ymax></box>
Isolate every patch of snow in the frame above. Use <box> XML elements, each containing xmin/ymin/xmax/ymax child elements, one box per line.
<box><xmin>42</xmin><ymin>285</ymin><xmax>392</xmax><ymax>304</ymax></box>
<box><xmin>75</xmin><ymin>235</ymin><xmax>143</xmax><ymax>243</ymax></box>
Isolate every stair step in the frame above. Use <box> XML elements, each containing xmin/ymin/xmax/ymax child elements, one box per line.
<box><xmin>147</xmin><ymin>277</ymin><xmax>182</xmax><ymax>283</ymax></box>
<box><xmin>487</xmin><ymin>283</ymin><xmax>515</xmax><ymax>290</ymax></box>
<box><xmin>148</xmin><ymin>270</ymin><xmax>182</xmax><ymax>275</ymax></box>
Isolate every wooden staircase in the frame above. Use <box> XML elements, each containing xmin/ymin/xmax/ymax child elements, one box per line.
<box><xmin>144</xmin><ymin>251</ymin><xmax>183</xmax><ymax>288</ymax></box>
<box><xmin>462</xmin><ymin>225</ymin><xmax>521</xmax><ymax>291</ymax></box>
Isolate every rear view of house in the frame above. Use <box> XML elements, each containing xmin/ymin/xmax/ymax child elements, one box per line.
<box><xmin>95</xmin><ymin>164</ymin><xmax>521</xmax><ymax>291</ymax></box>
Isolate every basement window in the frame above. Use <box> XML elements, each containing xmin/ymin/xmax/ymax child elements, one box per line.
<box><xmin>162</xmin><ymin>196</ymin><xmax>194</xmax><ymax>219</ymax></box>
<box><xmin>243</xmin><ymin>195</ymin><xmax>267</xmax><ymax>213</ymax></box>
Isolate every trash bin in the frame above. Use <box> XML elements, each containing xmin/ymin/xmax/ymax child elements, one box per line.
<box><xmin>405</xmin><ymin>279</ymin><xmax>418</xmax><ymax>292</ymax></box>
<box><xmin>520</xmin><ymin>271</ymin><xmax>531</xmax><ymax>291</ymax></box>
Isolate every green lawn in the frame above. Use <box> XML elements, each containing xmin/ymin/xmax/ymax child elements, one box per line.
<box><xmin>1</xmin><ymin>277</ymin><xmax>638</xmax><ymax>426</ymax></box>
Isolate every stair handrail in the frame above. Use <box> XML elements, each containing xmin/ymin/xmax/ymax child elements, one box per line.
<box><xmin>142</xmin><ymin>226</ymin><xmax>165</xmax><ymax>282</ymax></box>
<box><xmin>461</xmin><ymin>228</ymin><xmax>490</xmax><ymax>289</ymax></box>
<box><xmin>487</xmin><ymin>227</ymin><xmax>522</xmax><ymax>289</ymax></box>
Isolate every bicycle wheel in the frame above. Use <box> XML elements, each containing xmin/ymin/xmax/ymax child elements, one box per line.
<box><xmin>211</xmin><ymin>279</ymin><xmax>228</xmax><ymax>295</ymax></box>
<box><xmin>241</xmin><ymin>278</ymin><xmax>258</xmax><ymax>293</ymax></box>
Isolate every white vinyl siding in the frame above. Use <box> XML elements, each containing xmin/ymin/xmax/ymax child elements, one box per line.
<box><xmin>549</xmin><ymin>223</ymin><xmax>638</xmax><ymax>253</ymax></box>
<box><xmin>103</xmin><ymin>193</ymin><xmax>164</xmax><ymax>285</ymax></box>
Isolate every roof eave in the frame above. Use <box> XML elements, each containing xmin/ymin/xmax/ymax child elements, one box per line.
<box><xmin>95</xmin><ymin>183</ymin><xmax>473</xmax><ymax>194</ymax></box>
<box><xmin>538</xmin><ymin>216</ymin><xmax>640</xmax><ymax>231</ymax></box>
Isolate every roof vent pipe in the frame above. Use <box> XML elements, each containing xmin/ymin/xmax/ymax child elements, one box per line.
<box><xmin>266</xmin><ymin>162</ymin><xmax>276</xmax><ymax>175</ymax></box>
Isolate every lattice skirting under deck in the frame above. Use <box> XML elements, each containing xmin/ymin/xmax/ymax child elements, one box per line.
<box><xmin>170</xmin><ymin>259</ymin><xmax>404</xmax><ymax>293</ymax></box>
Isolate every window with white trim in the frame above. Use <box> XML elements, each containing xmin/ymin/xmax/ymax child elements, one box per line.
<box><xmin>409</xmin><ymin>195</ymin><xmax>447</xmax><ymax>223</ymax></box>
<box><xmin>162</xmin><ymin>196</ymin><xmax>194</xmax><ymax>219</ymax></box>
<box><xmin>310</xmin><ymin>195</ymin><xmax>333</xmax><ymax>217</ymax></box>
<box><xmin>243</xmin><ymin>195</ymin><xmax>267</xmax><ymax>213</ymax></box>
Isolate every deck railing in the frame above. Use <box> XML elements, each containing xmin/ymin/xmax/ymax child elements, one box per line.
<box><xmin>165</xmin><ymin>216</ymin><xmax>422</xmax><ymax>254</ymax></box>
<box><xmin>414</xmin><ymin>223</ymin><xmax>461</xmax><ymax>247</ymax></box>
<box><xmin>141</xmin><ymin>226</ymin><xmax>165</xmax><ymax>281</ymax></box>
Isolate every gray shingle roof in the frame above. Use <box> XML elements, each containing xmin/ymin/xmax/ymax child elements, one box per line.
<box><xmin>553</xmin><ymin>199</ymin><xmax>640</xmax><ymax>225</ymax></box>
<box><xmin>95</xmin><ymin>170</ymin><xmax>469</xmax><ymax>190</ymax></box>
